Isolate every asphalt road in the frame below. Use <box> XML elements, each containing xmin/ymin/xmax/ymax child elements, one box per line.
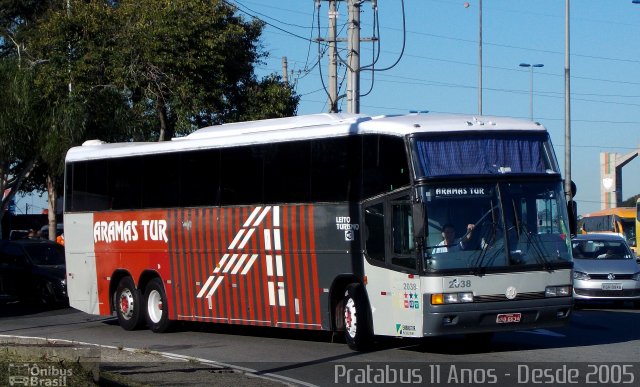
<box><xmin>1</xmin><ymin>302</ymin><xmax>639</xmax><ymax>386</ymax></box>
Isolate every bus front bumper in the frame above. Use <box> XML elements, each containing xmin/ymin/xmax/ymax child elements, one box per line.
<box><xmin>422</xmin><ymin>297</ymin><xmax>573</xmax><ymax>336</ymax></box>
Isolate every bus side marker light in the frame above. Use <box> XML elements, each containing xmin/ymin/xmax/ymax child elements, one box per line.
<box><xmin>363</xmin><ymin>275</ymin><xmax>368</xmax><ymax>285</ymax></box>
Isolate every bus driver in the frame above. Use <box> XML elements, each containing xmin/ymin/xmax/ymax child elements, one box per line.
<box><xmin>432</xmin><ymin>223</ymin><xmax>475</xmax><ymax>254</ymax></box>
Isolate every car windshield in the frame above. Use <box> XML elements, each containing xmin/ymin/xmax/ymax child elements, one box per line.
<box><xmin>422</xmin><ymin>181</ymin><xmax>572</xmax><ymax>273</ymax></box>
<box><xmin>572</xmin><ymin>239</ymin><xmax>633</xmax><ymax>260</ymax></box>
<box><xmin>24</xmin><ymin>244</ymin><xmax>66</xmax><ymax>265</ymax></box>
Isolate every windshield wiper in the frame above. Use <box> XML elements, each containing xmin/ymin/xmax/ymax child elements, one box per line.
<box><xmin>509</xmin><ymin>198</ymin><xmax>554</xmax><ymax>271</ymax></box>
<box><xmin>471</xmin><ymin>202</ymin><xmax>499</xmax><ymax>275</ymax></box>
<box><xmin>519</xmin><ymin>221</ymin><xmax>555</xmax><ymax>271</ymax></box>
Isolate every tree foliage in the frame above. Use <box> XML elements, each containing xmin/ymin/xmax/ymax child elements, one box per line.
<box><xmin>620</xmin><ymin>194</ymin><xmax>640</xmax><ymax>208</ymax></box>
<box><xmin>28</xmin><ymin>0</ymin><xmax>298</xmax><ymax>141</ymax></box>
<box><xmin>0</xmin><ymin>0</ymin><xmax>299</xmax><ymax>237</ymax></box>
<box><xmin>0</xmin><ymin>59</ymin><xmax>44</xmax><ymax>235</ymax></box>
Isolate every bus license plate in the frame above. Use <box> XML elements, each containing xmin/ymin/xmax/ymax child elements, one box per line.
<box><xmin>602</xmin><ymin>283</ymin><xmax>622</xmax><ymax>290</ymax></box>
<box><xmin>496</xmin><ymin>313</ymin><xmax>521</xmax><ymax>323</ymax></box>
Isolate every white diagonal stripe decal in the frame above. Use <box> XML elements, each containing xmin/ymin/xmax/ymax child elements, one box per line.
<box><xmin>196</xmin><ymin>206</ymin><xmax>285</xmax><ymax>304</ymax></box>
<box><xmin>213</xmin><ymin>254</ymin><xmax>229</xmax><ymax>274</ymax></box>
<box><xmin>244</xmin><ymin>207</ymin><xmax>262</xmax><ymax>227</ymax></box>
<box><xmin>206</xmin><ymin>276</ymin><xmax>224</xmax><ymax>298</ymax></box>
<box><xmin>197</xmin><ymin>275</ymin><xmax>215</xmax><ymax>298</ymax></box>
<box><xmin>238</xmin><ymin>228</ymin><xmax>255</xmax><ymax>249</ymax></box>
<box><xmin>228</xmin><ymin>229</ymin><xmax>245</xmax><ymax>249</ymax></box>
<box><xmin>231</xmin><ymin>254</ymin><xmax>248</xmax><ymax>274</ymax></box>
<box><xmin>253</xmin><ymin>206</ymin><xmax>271</xmax><ymax>226</ymax></box>
<box><xmin>241</xmin><ymin>254</ymin><xmax>258</xmax><ymax>275</ymax></box>
<box><xmin>222</xmin><ymin>254</ymin><xmax>238</xmax><ymax>273</ymax></box>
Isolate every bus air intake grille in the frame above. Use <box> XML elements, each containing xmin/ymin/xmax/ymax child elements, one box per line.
<box><xmin>589</xmin><ymin>274</ymin><xmax>633</xmax><ymax>280</ymax></box>
<box><xmin>473</xmin><ymin>291</ymin><xmax>546</xmax><ymax>303</ymax></box>
<box><xmin>574</xmin><ymin>289</ymin><xmax>640</xmax><ymax>297</ymax></box>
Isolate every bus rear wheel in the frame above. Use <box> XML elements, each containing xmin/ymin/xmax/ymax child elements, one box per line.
<box><xmin>343</xmin><ymin>283</ymin><xmax>373</xmax><ymax>351</ymax></box>
<box><xmin>144</xmin><ymin>278</ymin><xmax>173</xmax><ymax>333</ymax></box>
<box><xmin>115</xmin><ymin>277</ymin><xmax>144</xmax><ymax>330</ymax></box>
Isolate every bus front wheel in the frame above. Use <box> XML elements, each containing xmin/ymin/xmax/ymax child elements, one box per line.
<box><xmin>115</xmin><ymin>277</ymin><xmax>144</xmax><ymax>330</ymax></box>
<box><xmin>343</xmin><ymin>283</ymin><xmax>373</xmax><ymax>351</ymax></box>
<box><xmin>144</xmin><ymin>278</ymin><xmax>173</xmax><ymax>333</ymax></box>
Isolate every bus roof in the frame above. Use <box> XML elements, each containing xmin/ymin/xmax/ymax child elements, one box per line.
<box><xmin>581</xmin><ymin>207</ymin><xmax>635</xmax><ymax>219</ymax></box>
<box><xmin>65</xmin><ymin>112</ymin><xmax>547</xmax><ymax>162</ymax></box>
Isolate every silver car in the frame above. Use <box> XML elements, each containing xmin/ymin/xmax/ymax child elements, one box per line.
<box><xmin>572</xmin><ymin>234</ymin><xmax>640</xmax><ymax>308</ymax></box>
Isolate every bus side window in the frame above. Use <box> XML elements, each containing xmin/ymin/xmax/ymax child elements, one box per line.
<box><xmin>364</xmin><ymin>203</ymin><xmax>385</xmax><ymax>262</ymax></box>
<box><xmin>391</xmin><ymin>202</ymin><xmax>416</xmax><ymax>269</ymax></box>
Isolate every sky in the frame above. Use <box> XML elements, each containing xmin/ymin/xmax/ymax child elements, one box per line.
<box><xmin>13</xmin><ymin>0</ymin><xmax>640</xmax><ymax>217</ymax></box>
<box><xmin>242</xmin><ymin>0</ymin><xmax>640</xmax><ymax>216</ymax></box>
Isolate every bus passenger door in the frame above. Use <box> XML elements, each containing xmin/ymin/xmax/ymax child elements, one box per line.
<box><xmin>362</xmin><ymin>195</ymin><xmax>422</xmax><ymax>338</ymax></box>
<box><xmin>388</xmin><ymin>198</ymin><xmax>422</xmax><ymax>338</ymax></box>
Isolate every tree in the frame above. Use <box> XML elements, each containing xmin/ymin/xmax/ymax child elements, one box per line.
<box><xmin>0</xmin><ymin>59</ymin><xmax>45</xmax><ymax>237</ymax></box>
<box><xmin>29</xmin><ymin>0</ymin><xmax>298</xmax><ymax>141</ymax></box>
<box><xmin>621</xmin><ymin>194</ymin><xmax>640</xmax><ymax>208</ymax></box>
<box><xmin>2</xmin><ymin>0</ymin><xmax>299</xmax><ymax>238</ymax></box>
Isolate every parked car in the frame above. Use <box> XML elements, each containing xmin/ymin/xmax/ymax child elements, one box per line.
<box><xmin>39</xmin><ymin>223</ymin><xmax>64</xmax><ymax>239</ymax></box>
<box><xmin>8</xmin><ymin>229</ymin><xmax>29</xmax><ymax>240</ymax></box>
<box><xmin>0</xmin><ymin>239</ymin><xmax>67</xmax><ymax>306</ymax></box>
<box><xmin>571</xmin><ymin>234</ymin><xmax>640</xmax><ymax>308</ymax></box>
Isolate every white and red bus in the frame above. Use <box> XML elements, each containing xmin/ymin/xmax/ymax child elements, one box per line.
<box><xmin>64</xmin><ymin>113</ymin><xmax>574</xmax><ymax>350</ymax></box>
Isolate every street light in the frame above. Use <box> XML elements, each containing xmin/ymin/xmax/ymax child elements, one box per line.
<box><xmin>519</xmin><ymin>63</ymin><xmax>544</xmax><ymax>121</ymax></box>
<box><xmin>464</xmin><ymin>0</ymin><xmax>482</xmax><ymax>115</ymax></box>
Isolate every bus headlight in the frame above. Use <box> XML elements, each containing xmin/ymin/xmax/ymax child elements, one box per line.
<box><xmin>431</xmin><ymin>292</ymin><xmax>474</xmax><ymax>305</ymax></box>
<box><xmin>632</xmin><ymin>272</ymin><xmax>640</xmax><ymax>282</ymax></box>
<box><xmin>545</xmin><ymin>285</ymin><xmax>571</xmax><ymax>297</ymax></box>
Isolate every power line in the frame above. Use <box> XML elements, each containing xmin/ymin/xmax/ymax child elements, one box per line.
<box><xmin>222</xmin><ymin>0</ymin><xmax>315</xmax><ymax>42</ymax></box>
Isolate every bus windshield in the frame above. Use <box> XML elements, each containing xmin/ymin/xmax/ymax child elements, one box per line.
<box><xmin>422</xmin><ymin>181</ymin><xmax>572</xmax><ymax>273</ymax></box>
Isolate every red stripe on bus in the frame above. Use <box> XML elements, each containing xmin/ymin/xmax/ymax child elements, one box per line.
<box><xmin>291</xmin><ymin>206</ymin><xmax>301</xmax><ymax>324</ymax></box>
<box><xmin>168</xmin><ymin>209</ymin><xmax>179</xmax><ymax>320</ymax></box>
<box><xmin>252</xmin><ymin>214</ymin><xmax>263</xmax><ymax>325</ymax></box>
<box><xmin>178</xmin><ymin>208</ymin><xmax>188</xmax><ymax>319</ymax></box>
<box><xmin>299</xmin><ymin>205</ymin><xmax>313</xmax><ymax>325</ymax></box>
<box><xmin>288</xmin><ymin>206</ymin><xmax>302</xmax><ymax>323</ymax></box>
<box><xmin>307</xmin><ymin>205</ymin><xmax>322</xmax><ymax>327</ymax></box>
<box><xmin>195</xmin><ymin>208</ymin><xmax>206</xmax><ymax>322</ymax></box>
<box><xmin>226</xmin><ymin>207</ymin><xmax>235</xmax><ymax>320</ymax></box>
<box><xmin>298</xmin><ymin>205</ymin><xmax>309</xmax><ymax>325</ymax></box>
<box><xmin>239</xmin><ymin>206</ymin><xmax>249</xmax><ymax>324</ymax></box>
<box><xmin>259</xmin><ymin>212</ymin><xmax>271</xmax><ymax>325</ymax></box>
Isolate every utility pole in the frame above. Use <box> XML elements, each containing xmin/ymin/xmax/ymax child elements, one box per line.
<box><xmin>328</xmin><ymin>0</ymin><xmax>338</xmax><ymax>112</ymax></box>
<box><xmin>564</xmin><ymin>0</ymin><xmax>572</xmax><ymax>203</ymax></box>
<box><xmin>478</xmin><ymin>0</ymin><xmax>482</xmax><ymax>115</ymax></box>
<box><xmin>282</xmin><ymin>57</ymin><xmax>289</xmax><ymax>84</ymax></box>
<box><xmin>319</xmin><ymin>0</ymin><xmax>375</xmax><ymax>114</ymax></box>
<box><xmin>347</xmin><ymin>0</ymin><xmax>361</xmax><ymax>114</ymax></box>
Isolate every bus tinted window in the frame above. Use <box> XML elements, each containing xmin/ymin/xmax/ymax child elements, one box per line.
<box><xmin>364</xmin><ymin>203</ymin><xmax>385</xmax><ymax>262</ymax></box>
<box><xmin>362</xmin><ymin>136</ymin><xmax>409</xmax><ymax>196</ymax></box>
<box><xmin>65</xmin><ymin>134</ymin><xmax>411</xmax><ymax>212</ymax></box>
<box><xmin>264</xmin><ymin>141</ymin><xmax>311</xmax><ymax>203</ymax></box>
